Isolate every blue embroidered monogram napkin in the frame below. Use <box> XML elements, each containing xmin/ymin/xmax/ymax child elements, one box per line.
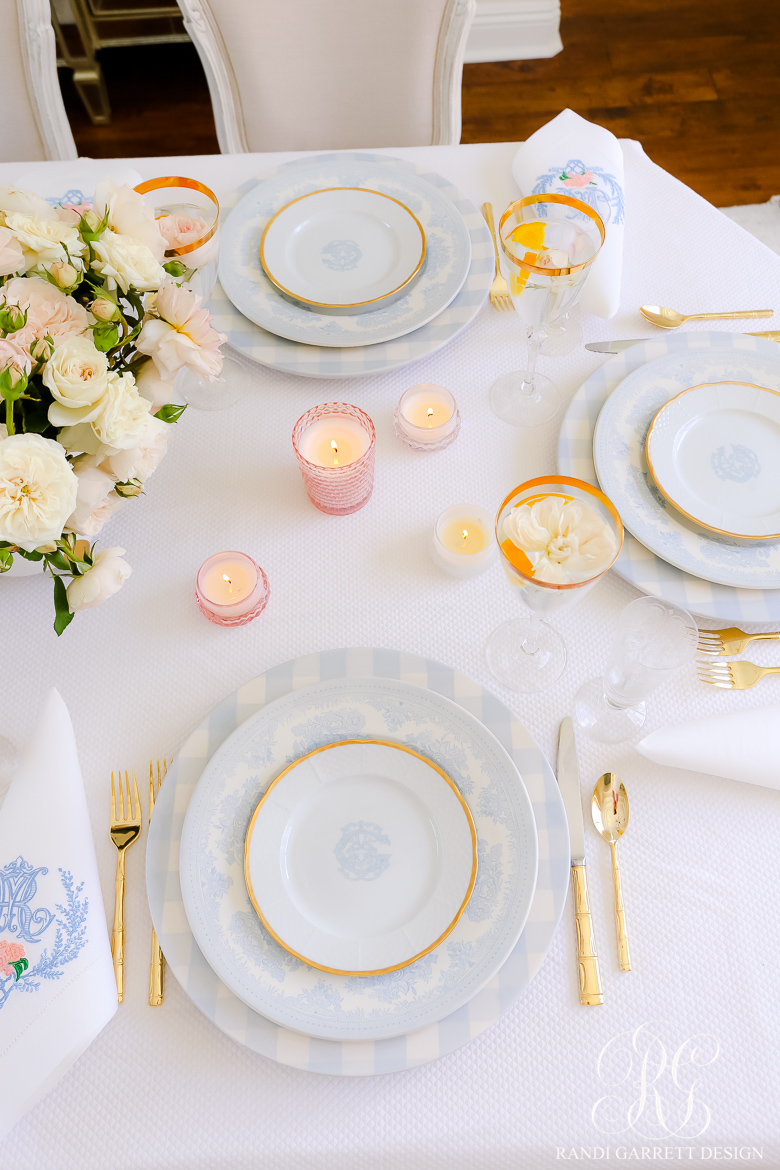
<box><xmin>511</xmin><ymin>108</ymin><xmax>626</xmax><ymax>318</ymax></box>
<box><xmin>0</xmin><ymin>689</ymin><xmax>116</xmax><ymax>1139</ymax></box>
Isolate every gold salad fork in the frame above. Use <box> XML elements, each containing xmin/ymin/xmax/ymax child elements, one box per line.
<box><xmin>696</xmin><ymin>659</ymin><xmax>780</xmax><ymax>690</ymax></box>
<box><xmin>483</xmin><ymin>202</ymin><xmax>515</xmax><ymax>312</ymax></box>
<box><xmin>148</xmin><ymin>758</ymin><xmax>171</xmax><ymax>1006</ymax></box>
<box><xmin>110</xmin><ymin>769</ymin><xmax>142</xmax><ymax>1002</ymax></box>
<box><xmin>697</xmin><ymin>627</ymin><xmax>780</xmax><ymax>656</ymax></box>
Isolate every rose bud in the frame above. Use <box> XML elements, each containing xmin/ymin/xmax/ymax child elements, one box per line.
<box><xmin>91</xmin><ymin>298</ymin><xmax>119</xmax><ymax>322</ymax></box>
<box><xmin>50</xmin><ymin>260</ymin><xmax>79</xmax><ymax>288</ymax></box>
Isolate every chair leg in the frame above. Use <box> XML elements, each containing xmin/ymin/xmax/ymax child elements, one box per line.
<box><xmin>51</xmin><ymin>0</ymin><xmax>112</xmax><ymax>125</ymax></box>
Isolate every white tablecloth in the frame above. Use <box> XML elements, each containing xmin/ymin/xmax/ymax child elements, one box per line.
<box><xmin>2</xmin><ymin>141</ymin><xmax>780</xmax><ymax>1170</ymax></box>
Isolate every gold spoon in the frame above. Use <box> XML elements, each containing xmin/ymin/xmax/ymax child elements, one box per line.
<box><xmin>591</xmin><ymin>773</ymin><xmax>631</xmax><ymax>971</ymax></box>
<box><xmin>640</xmin><ymin>304</ymin><xmax>774</xmax><ymax>329</ymax></box>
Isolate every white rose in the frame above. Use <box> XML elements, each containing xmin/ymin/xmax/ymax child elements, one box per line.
<box><xmin>93</xmin><ymin>180</ymin><xmax>166</xmax><ymax>263</ymax></box>
<box><xmin>67</xmin><ymin>545</ymin><xmax>131</xmax><ymax>611</ymax></box>
<box><xmin>106</xmin><ymin>413</ymin><xmax>169</xmax><ymax>482</ymax></box>
<box><xmin>0</xmin><ymin>433</ymin><xmax>78</xmax><ymax>550</ymax></box>
<box><xmin>44</xmin><ymin>336</ymin><xmax>109</xmax><ymax>427</ymax></box>
<box><xmin>91</xmin><ymin>371</ymin><xmax>151</xmax><ymax>450</ymax></box>
<box><xmin>5</xmin><ymin>211</ymin><xmax>85</xmax><ymax>271</ymax></box>
<box><xmin>91</xmin><ymin>229</ymin><xmax>165</xmax><ymax>293</ymax></box>
<box><xmin>64</xmin><ymin>457</ymin><xmax>125</xmax><ymax>537</ymax></box>
<box><xmin>0</xmin><ymin>186</ymin><xmax>57</xmax><ymax>221</ymax></box>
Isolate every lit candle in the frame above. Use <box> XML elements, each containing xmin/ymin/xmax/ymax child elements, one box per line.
<box><xmin>195</xmin><ymin>551</ymin><xmax>269</xmax><ymax>626</ymax></box>
<box><xmin>293</xmin><ymin>403</ymin><xmax>376</xmax><ymax>515</ymax></box>
<box><xmin>431</xmin><ymin>505</ymin><xmax>497</xmax><ymax>579</ymax></box>
<box><xmin>394</xmin><ymin>383</ymin><xmax>460</xmax><ymax>451</ymax></box>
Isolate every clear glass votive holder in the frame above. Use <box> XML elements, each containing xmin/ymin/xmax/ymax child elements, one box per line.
<box><xmin>431</xmin><ymin>505</ymin><xmax>497</xmax><ymax>578</ymax></box>
<box><xmin>292</xmin><ymin>402</ymin><xmax>376</xmax><ymax>515</ymax></box>
<box><xmin>195</xmin><ymin>551</ymin><xmax>269</xmax><ymax>627</ymax></box>
<box><xmin>135</xmin><ymin>176</ymin><xmax>220</xmax><ymax>300</ymax></box>
<box><xmin>394</xmin><ymin>384</ymin><xmax>461</xmax><ymax>452</ymax></box>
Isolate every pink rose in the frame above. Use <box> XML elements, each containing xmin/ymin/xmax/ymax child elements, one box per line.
<box><xmin>0</xmin><ymin>939</ymin><xmax>26</xmax><ymax>978</ymax></box>
<box><xmin>562</xmin><ymin>171</ymin><xmax>595</xmax><ymax>189</ymax></box>
<box><xmin>3</xmin><ymin>275</ymin><xmax>89</xmax><ymax>352</ymax></box>
<box><xmin>136</xmin><ymin>280</ymin><xmax>225</xmax><ymax>381</ymax></box>
<box><xmin>0</xmin><ymin>226</ymin><xmax>24</xmax><ymax>276</ymax></box>
<box><xmin>158</xmin><ymin>211</ymin><xmax>209</xmax><ymax>252</ymax></box>
<box><xmin>0</xmin><ymin>335</ymin><xmax>32</xmax><ymax>375</ymax></box>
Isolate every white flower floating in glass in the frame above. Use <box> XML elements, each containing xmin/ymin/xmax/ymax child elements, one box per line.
<box><xmin>0</xmin><ymin>178</ymin><xmax>226</xmax><ymax>633</ymax></box>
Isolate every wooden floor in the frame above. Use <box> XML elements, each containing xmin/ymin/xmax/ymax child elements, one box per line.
<box><xmin>62</xmin><ymin>0</ymin><xmax>780</xmax><ymax>207</ymax></box>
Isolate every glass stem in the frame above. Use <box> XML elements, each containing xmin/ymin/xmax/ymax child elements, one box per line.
<box><xmin>522</xmin><ymin>609</ymin><xmax>543</xmax><ymax>655</ymax></box>
<box><xmin>522</xmin><ymin>327</ymin><xmax>543</xmax><ymax>398</ymax></box>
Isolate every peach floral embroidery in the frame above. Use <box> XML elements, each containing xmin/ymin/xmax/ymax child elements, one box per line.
<box><xmin>0</xmin><ymin>939</ymin><xmax>27</xmax><ymax>978</ymax></box>
<box><xmin>560</xmin><ymin>169</ymin><xmax>596</xmax><ymax>188</ymax></box>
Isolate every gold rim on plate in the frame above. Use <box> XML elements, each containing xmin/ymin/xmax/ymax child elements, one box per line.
<box><xmin>243</xmin><ymin>737</ymin><xmax>478</xmax><ymax>978</ymax></box>
<box><xmin>259</xmin><ymin>187</ymin><xmax>426</xmax><ymax>310</ymax></box>
<box><xmin>645</xmin><ymin>381</ymin><xmax>780</xmax><ymax>541</ymax></box>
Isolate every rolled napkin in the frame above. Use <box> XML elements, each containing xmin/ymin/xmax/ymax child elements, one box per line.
<box><xmin>511</xmin><ymin>108</ymin><xmax>625</xmax><ymax>318</ymax></box>
<box><xmin>0</xmin><ymin>689</ymin><xmax>117</xmax><ymax>1139</ymax></box>
<box><xmin>637</xmin><ymin>703</ymin><xmax>780</xmax><ymax>790</ymax></box>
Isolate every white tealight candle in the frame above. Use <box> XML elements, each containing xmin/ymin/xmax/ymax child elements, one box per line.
<box><xmin>431</xmin><ymin>505</ymin><xmax>497</xmax><ymax>579</ymax></box>
<box><xmin>295</xmin><ymin>415</ymin><xmax>370</xmax><ymax>467</ymax></box>
<box><xmin>196</xmin><ymin>551</ymin><xmax>269</xmax><ymax>626</ymax></box>
<box><xmin>394</xmin><ymin>384</ymin><xmax>460</xmax><ymax>451</ymax></box>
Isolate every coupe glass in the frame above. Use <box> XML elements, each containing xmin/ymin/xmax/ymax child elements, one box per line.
<box><xmin>574</xmin><ymin>596</ymin><xmax>698</xmax><ymax>743</ymax></box>
<box><xmin>490</xmin><ymin>195</ymin><xmax>604</xmax><ymax>427</ymax></box>
<box><xmin>486</xmin><ymin>476</ymin><xmax>624</xmax><ymax>692</ymax></box>
<box><xmin>135</xmin><ymin>177</ymin><xmax>220</xmax><ymax>301</ymax></box>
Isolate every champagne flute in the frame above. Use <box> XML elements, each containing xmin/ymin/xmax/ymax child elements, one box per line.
<box><xmin>490</xmin><ymin>195</ymin><xmax>604</xmax><ymax>427</ymax></box>
<box><xmin>486</xmin><ymin>476</ymin><xmax>623</xmax><ymax>692</ymax></box>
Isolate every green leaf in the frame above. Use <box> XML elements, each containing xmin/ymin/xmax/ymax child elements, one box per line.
<box><xmin>155</xmin><ymin>402</ymin><xmax>188</xmax><ymax>424</ymax></box>
<box><xmin>0</xmin><ymin>547</ymin><xmax>13</xmax><ymax>572</ymax></box>
<box><xmin>9</xmin><ymin>957</ymin><xmax>28</xmax><ymax>980</ymax></box>
<box><xmin>46</xmin><ymin>550</ymin><xmax>72</xmax><ymax>572</ymax></box>
<box><xmin>20</xmin><ymin>395</ymin><xmax>50</xmax><ymax>434</ymax></box>
<box><xmin>91</xmin><ymin>322</ymin><xmax>119</xmax><ymax>352</ymax></box>
<box><xmin>162</xmin><ymin>260</ymin><xmax>187</xmax><ymax>278</ymax></box>
<box><xmin>16</xmin><ymin>547</ymin><xmax>43</xmax><ymax>561</ymax></box>
<box><xmin>53</xmin><ymin>574</ymin><xmax>74</xmax><ymax>636</ymax></box>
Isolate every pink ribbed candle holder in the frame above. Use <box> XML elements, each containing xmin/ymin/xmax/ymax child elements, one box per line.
<box><xmin>195</xmin><ymin>552</ymin><xmax>269</xmax><ymax>627</ymax></box>
<box><xmin>292</xmin><ymin>402</ymin><xmax>376</xmax><ymax>515</ymax></box>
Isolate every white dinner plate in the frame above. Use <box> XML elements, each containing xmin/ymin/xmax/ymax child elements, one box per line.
<box><xmin>219</xmin><ymin>153</ymin><xmax>471</xmax><ymax>348</ymax></box>
<box><xmin>646</xmin><ymin>381</ymin><xmax>780</xmax><ymax>540</ymax></box>
<box><xmin>592</xmin><ymin>346</ymin><xmax>780</xmax><ymax>590</ymax></box>
<box><xmin>147</xmin><ymin>649</ymin><xmax>568</xmax><ymax>1075</ymax></box>
<box><xmin>260</xmin><ymin>188</ymin><xmax>425</xmax><ymax>312</ymax></box>
<box><xmin>245</xmin><ymin>740</ymin><xmax>476</xmax><ymax>975</ymax></box>
<box><xmin>557</xmin><ymin>332</ymin><xmax>780</xmax><ymax>621</ymax></box>
<box><xmin>178</xmin><ymin>673</ymin><xmax>538</xmax><ymax>1043</ymax></box>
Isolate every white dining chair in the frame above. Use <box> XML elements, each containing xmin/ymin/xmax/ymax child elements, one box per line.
<box><xmin>177</xmin><ymin>0</ymin><xmax>476</xmax><ymax>153</ymax></box>
<box><xmin>0</xmin><ymin>0</ymin><xmax>77</xmax><ymax>161</ymax></box>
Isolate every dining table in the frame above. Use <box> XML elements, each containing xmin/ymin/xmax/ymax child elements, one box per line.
<box><xmin>2</xmin><ymin>139</ymin><xmax>779</xmax><ymax>1170</ymax></box>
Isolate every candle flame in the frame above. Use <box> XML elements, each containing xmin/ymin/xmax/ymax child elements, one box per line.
<box><xmin>462</xmin><ymin>529</ymin><xmax>469</xmax><ymax>542</ymax></box>
<box><xmin>426</xmin><ymin>406</ymin><xmax>434</xmax><ymax>428</ymax></box>
<box><xmin>331</xmin><ymin>438</ymin><xmax>339</xmax><ymax>465</ymax></box>
<box><xmin>222</xmin><ymin>572</ymin><xmax>233</xmax><ymax>594</ymax></box>
<box><xmin>330</xmin><ymin>440</ymin><xmax>338</xmax><ymax>452</ymax></box>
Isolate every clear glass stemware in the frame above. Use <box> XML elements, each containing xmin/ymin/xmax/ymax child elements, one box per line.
<box><xmin>486</xmin><ymin>475</ymin><xmax>624</xmax><ymax>692</ymax></box>
<box><xmin>490</xmin><ymin>195</ymin><xmax>604</xmax><ymax>427</ymax></box>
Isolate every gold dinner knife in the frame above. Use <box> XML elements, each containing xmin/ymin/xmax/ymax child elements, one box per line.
<box><xmin>586</xmin><ymin>332</ymin><xmax>780</xmax><ymax>354</ymax></box>
<box><xmin>557</xmin><ymin>718</ymin><xmax>603</xmax><ymax>1005</ymax></box>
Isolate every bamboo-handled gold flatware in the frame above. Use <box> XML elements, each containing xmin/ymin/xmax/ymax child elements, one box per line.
<box><xmin>148</xmin><ymin>758</ymin><xmax>171</xmax><ymax>1006</ymax></box>
<box><xmin>591</xmin><ymin>773</ymin><xmax>631</xmax><ymax>972</ymax></box>
<box><xmin>483</xmin><ymin>202</ymin><xmax>515</xmax><ymax>313</ymax></box>
<box><xmin>697</xmin><ymin>626</ymin><xmax>780</xmax><ymax>656</ymax></box>
<box><xmin>110</xmin><ymin>769</ymin><xmax>142</xmax><ymax>1003</ymax></box>
<box><xmin>697</xmin><ymin>659</ymin><xmax>780</xmax><ymax>690</ymax></box>
<box><xmin>640</xmin><ymin>304</ymin><xmax>774</xmax><ymax>329</ymax></box>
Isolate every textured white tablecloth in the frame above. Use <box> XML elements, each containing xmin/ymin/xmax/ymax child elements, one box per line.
<box><xmin>2</xmin><ymin>141</ymin><xmax>779</xmax><ymax>1170</ymax></box>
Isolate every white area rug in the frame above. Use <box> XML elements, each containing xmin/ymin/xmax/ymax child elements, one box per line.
<box><xmin>720</xmin><ymin>194</ymin><xmax>780</xmax><ymax>255</ymax></box>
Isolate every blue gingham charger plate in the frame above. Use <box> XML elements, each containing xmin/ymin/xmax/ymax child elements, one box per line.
<box><xmin>210</xmin><ymin>153</ymin><xmax>492</xmax><ymax>378</ymax></box>
<box><xmin>558</xmin><ymin>332</ymin><xmax>780</xmax><ymax>622</ymax></box>
<box><xmin>178</xmin><ymin>675</ymin><xmax>538</xmax><ymax>1042</ymax></box>
<box><xmin>219</xmin><ymin>153</ymin><xmax>471</xmax><ymax>347</ymax></box>
<box><xmin>146</xmin><ymin>648</ymin><xmax>569</xmax><ymax>1076</ymax></box>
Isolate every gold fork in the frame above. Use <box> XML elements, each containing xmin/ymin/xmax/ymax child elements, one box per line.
<box><xmin>696</xmin><ymin>659</ymin><xmax>780</xmax><ymax>690</ymax></box>
<box><xmin>110</xmin><ymin>769</ymin><xmax>142</xmax><ymax>1003</ymax></box>
<box><xmin>148</xmin><ymin>758</ymin><xmax>171</xmax><ymax>1006</ymax></box>
<box><xmin>697</xmin><ymin>627</ymin><xmax>780</xmax><ymax>656</ymax></box>
<box><xmin>483</xmin><ymin>202</ymin><xmax>515</xmax><ymax>313</ymax></box>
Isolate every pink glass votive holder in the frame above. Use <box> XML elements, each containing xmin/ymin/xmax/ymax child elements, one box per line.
<box><xmin>292</xmin><ymin>402</ymin><xmax>376</xmax><ymax>515</ymax></box>
<box><xmin>195</xmin><ymin>551</ymin><xmax>269</xmax><ymax>627</ymax></box>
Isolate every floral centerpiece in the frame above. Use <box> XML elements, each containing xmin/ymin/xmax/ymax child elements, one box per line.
<box><xmin>0</xmin><ymin>179</ymin><xmax>225</xmax><ymax>632</ymax></box>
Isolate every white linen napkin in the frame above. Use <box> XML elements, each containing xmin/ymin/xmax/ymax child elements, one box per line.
<box><xmin>637</xmin><ymin>703</ymin><xmax>780</xmax><ymax>790</ymax></box>
<box><xmin>0</xmin><ymin>689</ymin><xmax>117</xmax><ymax>1139</ymax></box>
<box><xmin>511</xmin><ymin>108</ymin><xmax>625</xmax><ymax>318</ymax></box>
<box><xmin>13</xmin><ymin>161</ymin><xmax>143</xmax><ymax>208</ymax></box>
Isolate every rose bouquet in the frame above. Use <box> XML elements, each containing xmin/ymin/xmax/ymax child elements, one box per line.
<box><xmin>0</xmin><ymin>178</ymin><xmax>226</xmax><ymax>633</ymax></box>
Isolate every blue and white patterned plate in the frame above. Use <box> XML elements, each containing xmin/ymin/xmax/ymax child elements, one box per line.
<box><xmin>146</xmin><ymin>649</ymin><xmax>569</xmax><ymax>1075</ymax></box>
<box><xmin>178</xmin><ymin>676</ymin><xmax>537</xmax><ymax>1041</ymax></box>
<box><xmin>210</xmin><ymin>153</ymin><xmax>491</xmax><ymax>378</ymax></box>
<box><xmin>558</xmin><ymin>332</ymin><xmax>780</xmax><ymax>621</ymax></box>
<box><xmin>219</xmin><ymin>153</ymin><xmax>471</xmax><ymax>348</ymax></box>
